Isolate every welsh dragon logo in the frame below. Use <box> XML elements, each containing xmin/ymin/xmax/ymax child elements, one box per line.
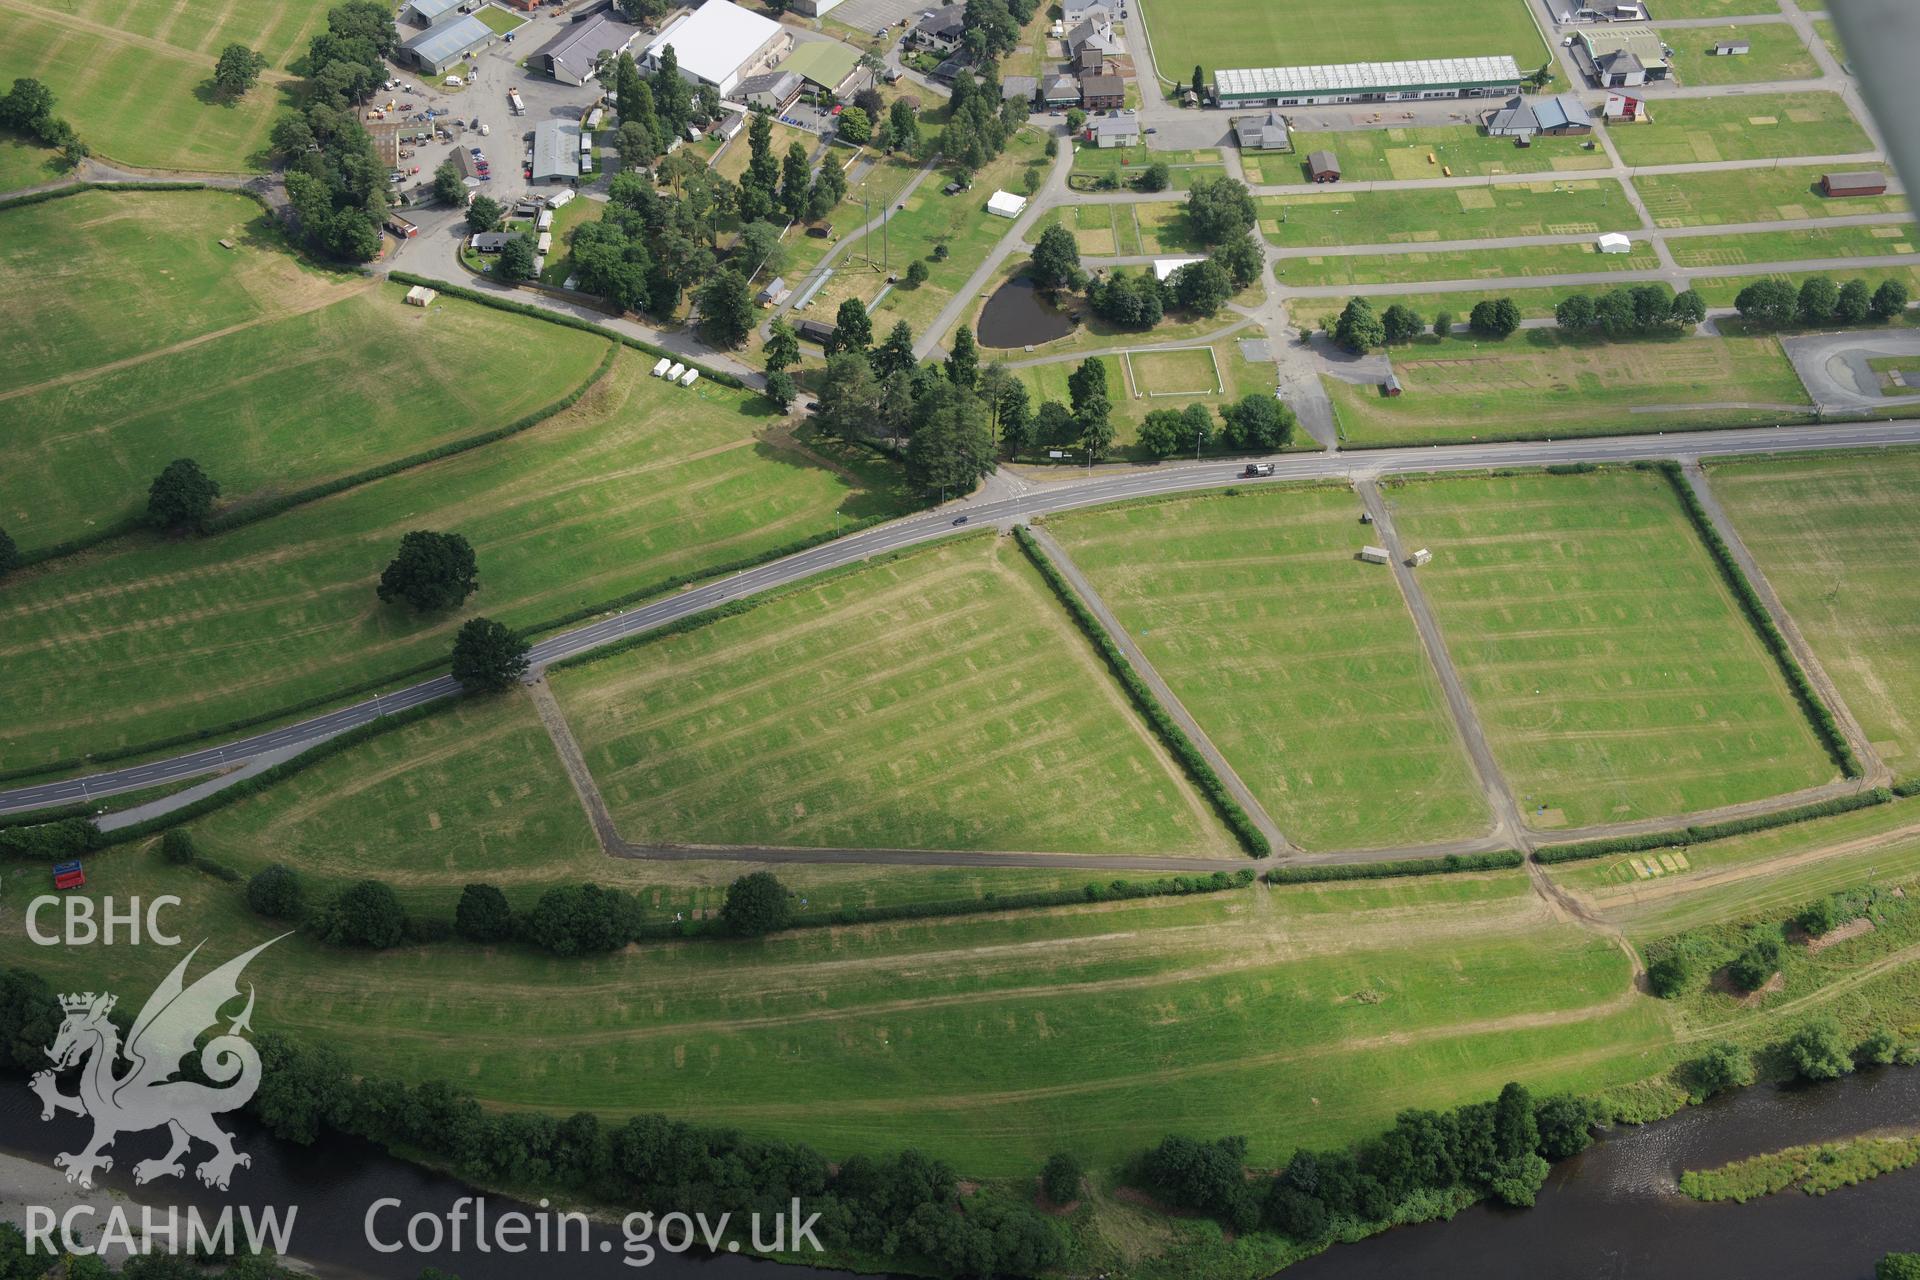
<box><xmin>30</xmin><ymin>938</ymin><xmax>283</xmax><ymax>1191</ymax></box>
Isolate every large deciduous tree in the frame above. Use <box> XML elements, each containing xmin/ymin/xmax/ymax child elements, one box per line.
<box><xmin>213</xmin><ymin>44</ymin><xmax>269</xmax><ymax>97</ymax></box>
<box><xmin>378</xmin><ymin>530</ymin><xmax>478</xmax><ymax>611</ymax></box>
<box><xmin>450</xmin><ymin>617</ymin><xmax>529</xmax><ymax>692</ymax></box>
<box><xmin>147</xmin><ymin>458</ymin><xmax>220</xmax><ymax>532</ymax></box>
<box><xmin>721</xmin><ymin>871</ymin><xmax>793</xmax><ymax>936</ymax></box>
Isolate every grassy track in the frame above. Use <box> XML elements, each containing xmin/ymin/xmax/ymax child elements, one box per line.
<box><xmin>1262</xmin><ymin>128</ymin><xmax>1609</xmax><ymax>185</ymax></box>
<box><xmin>1261</xmin><ymin>181</ymin><xmax>1633</xmax><ymax>250</ymax></box>
<box><xmin>2</xmin><ymin>198</ymin><xmax>611</xmax><ymax>550</ymax></box>
<box><xmin>0</xmin><ymin>351</ymin><xmax>911</xmax><ymax>772</ymax></box>
<box><xmin>1135</xmin><ymin>0</ymin><xmax>1549</xmax><ymax>81</ymax></box>
<box><xmin>1385</xmin><ymin>469</ymin><xmax>1836</xmax><ymax>830</ymax></box>
<box><xmin>0</xmin><ymin>859</ymin><xmax>1666</xmax><ymax>1173</ymax></box>
<box><xmin>1634</xmin><ymin>165</ymin><xmax>1905</xmax><ymax>228</ymax></box>
<box><xmin>1667</xmin><ymin>23</ymin><xmax>1817</xmax><ymax>87</ymax></box>
<box><xmin>1323</xmin><ymin>330</ymin><xmax>1810</xmax><ymax>444</ymax></box>
<box><xmin>1045</xmin><ymin>487</ymin><xmax>1493</xmax><ymax>850</ymax></box>
<box><xmin>1276</xmin><ymin>239</ymin><xmax>1659</xmax><ymax>289</ymax></box>
<box><xmin>1606</xmin><ymin>94</ymin><xmax>1872</xmax><ymax>167</ymax></box>
<box><xmin>550</xmin><ymin>535</ymin><xmax>1234</xmax><ymax>855</ymax></box>
<box><xmin>1708</xmin><ymin>451</ymin><xmax>1920</xmax><ymax>772</ymax></box>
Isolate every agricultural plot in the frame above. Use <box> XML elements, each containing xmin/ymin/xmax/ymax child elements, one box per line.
<box><xmin>1324</xmin><ymin>332</ymin><xmax>1810</xmax><ymax>445</ymax></box>
<box><xmin>1605</xmin><ymin>94</ymin><xmax>1872</xmax><ymax>167</ymax></box>
<box><xmin>0</xmin><ymin>351</ymin><xmax>910</xmax><ymax>772</ymax></box>
<box><xmin>1277</xmin><ymin>239</ymin><xmax>1659</xmax><ymax>289</ymax></box>
<box><xmin>0</xmin><ymin>2</ymin><xmax>311</xmax><ymax>171</ymax></box>
<box><xmin>1135</xmin><ymin>0</ymin><xmax>1548</xmax><ymax>80</ymax></box>
<box><xmin>550</xmin><ymin>535</ymin><xmax>1235</xmax><ymax>855</ymax></box>
<box><xmin>1260</xmin><ymin>180</ymin><xmax>1631</xmax><ymax>250</ymax></box>
<box><xmin>1385</xmin><ymin>469</ymin><xmax>1836</xmax><ymax>830</ymax></box>
<box><xmin>1668</xmin><ymin>23</ymin><xmax>1817</xmax><ymax>87</ymax></box>
<box><xmin>1668</xmin><ymin>223</ymin><xmax>1918</xmax><ymax>270</ymax></box>
<box><xmin>1651</xmin><ymin>0</ymin><xmax>1777</xmax><ymax>14</ymax></box>
<box><xmin>1634</xmin><ymin>165</ymin><xmax>1906</xmax><ymax>228</ymax></box>
<box><xmin>1125</xmin><ymin>347</ymin><xmax>1222</xmax><ymax>396</ymax></box>
<box><xmin>1008</xmin><ymin>339</ymin><xmax>1272</xmax><ymax>454</ymax></box>
<box><xmin>1265</xmin><ymin>129</ymin><xmax>1608</xmax><ymax>185</ymax></box>
<box><xmin>1708</xmin><ymin>451</ymin><xmax>1920</xmax><ymax>771</ymax></box>
<box><xmin>4</xmin><ymin>858</ymin><xmax>1663</xmax><ymax>1174</ymax></box>
<box><xmin>1046</xmin><ymin>487</ymin><xmax>1493</xmax><ymax>849</ymax></box>
<box><xmin>1036</xmin><ymin>202</ymin><xmax>1147</xmax><ymax>257</ymax></box>
<box><xmin>1069</xmin><ymin>146</ymin><xmax>1225</xmax><ymax>192</ymax></box>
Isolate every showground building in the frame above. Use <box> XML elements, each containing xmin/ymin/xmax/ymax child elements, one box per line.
<box><xmin>1213</xmin><ymin>56</ymin><xmax>1522</xmax><ymax>109</ymax></box>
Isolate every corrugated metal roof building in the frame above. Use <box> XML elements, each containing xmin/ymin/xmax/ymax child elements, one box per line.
<box><xmin>1215</xmin><ymin>56</ymin><xmax>1522</xmax><ymax>107</ymax></box>
<box><xmin>400</xmin><ymin>13</ymin><xmax>497</xmax><ymax>74</ymax></box>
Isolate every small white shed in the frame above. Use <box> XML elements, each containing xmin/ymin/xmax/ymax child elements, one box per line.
<box><xmin>404</xmin><ymin>285</ymin><xmax>437</xmax><ymax>307</ymax></box>
<box><xmin>1596</xmin><ymin>232</ymin><xmax>1633</xmax><ymax>254</ymax></box>
<box><xmin>1360</xmin><ymin>546</ymin><xmax>1391</xmax><ymax>564</ymax></box>
<box><xmin>651</xmin><ymin>356</ymin><xmax>672</xmax><ymax>377</ymax></box>
<box><xmin>666</xmin><ymin>362</ymin><xmax>686</xmax><ymax>381</ymax></box>
<box><xmin>986</xmin><ymin>190</ymin><xmax>1028</xmax><ymax>219</ymax></box>
<box><xmin>679</xmin><ymin>367</ymin><xmax>700</xmax><ymax>387</ymax></box>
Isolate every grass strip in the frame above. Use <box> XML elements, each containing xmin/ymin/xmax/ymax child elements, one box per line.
<box><xmin>1266</xmin><ymin>851</ymin><xmax>1523</xmax><ymax>883</ymax></box>
<box><xmin>1534</xmin><ymin>788</ymin><xmax>1893</xmax><ymax>864</ymax></box>
<box><xmin>1013</xmin><ymin>525</ymin><xmax>1270</xmax><ymax>857</ymax></box>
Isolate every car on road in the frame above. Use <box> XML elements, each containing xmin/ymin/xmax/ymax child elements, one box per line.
<box><xmin>1242</xmin><ymin>463</ymin><xmax>1275</xmax><ymax>477</ymax></box>
<box><xmin>952</xmin><ymin>515</ymin><xmax>969</xmax><ymax>525</ymax></box>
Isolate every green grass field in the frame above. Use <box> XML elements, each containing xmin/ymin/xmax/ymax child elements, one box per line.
<box><xmin>1669</xmin><ymin>224</ymin><xmax>1918</xmax><ymax>270</ymax></box>
<box><xmin>1261</xmin><ymin>180</ymin><xmax>1632</xmax><ymax>250</ymax></box>
<box><xmin>1276</xmin><ymin>239</ymin><xmax>1659</xmax><ymax>288</ymax></box>
<box><xmin>1262</xmin><ymin>129</ymin><xmax>1609</xmax><ymax>185</ymax></box>
<box><xmin>0</xmin><ymin>350</ymin><xmax>912</xmax><ymax>772</ymax></box>
<box><xmin>1385</xmin><ymin>469</ymin><xmax>1836</xmax><ymax>830</ymax></box>
<box><xmin>1070</xmin><ymin>145</ymin><xmax>1225</xmax><ymax>193</ymax></box>
<box><xmin>1635</xmin><ymin>165</ymin><xmax>1906</xmax><ymax>228</ymax></box>
<box><xmin>1045</xmin><ymin>487</ymin><xmax>1493</xmax><ymax>850</ymax></box>
<box><xmin>1323</xmin><ymin>330</ymin><xmax>1809</xmax><ymax>444</ymax></box>
<box><xmin>1606</xmin><ymin>94</ymin><xmax>1872</xmax><ymax>167</ymax></box>
<box><xmin>0</xmin><ymin>0</ymin><xmax>316</xmax><ymax>170</ymax></box>
<box><xmin>1708</xmin><ymin>451</ymin><xmax>1920</xmax><ymax>772</ymax></box>
<box><xmin>1651</xmin><ymin>0</ymin><xmax>1776</xmax><ymax>14</ymax></box>
<box><xmin>1006</xmin><ymin>340</ymin><xmax>1275</xmax><ymax>456</ymax></box>
<box><xmin>1136</xmin><ymin>0</ymin><xmax>1549</xmax><ymax>80</ymax></box>
<box><xmin>1668</xmin><ymin>23</ymin><xmax>1817</xmax><ymax>86</ymax></box>
<box><xmin>0</xmin><ymin>134</ymin><xmax>60</xmax><ymax>191</ymax></box>
<box><xmin>0</xmin><ymin>192</ymin><xmax>611</xmax><ymax>551</ymax></box>
<box><xmin>0</xmin><ymin>853</ymin><xmax>1667</xmax><ymax>1174</ymax></box>
<box><xmin>552</xmin><ymin>534</ymin><xmax>1234</xmax><ymax>855</ymax></box>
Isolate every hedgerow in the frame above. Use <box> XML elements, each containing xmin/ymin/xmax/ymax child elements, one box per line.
<box><xmin>1534</xmin><ymin>788</ymin><xmax>1893</xmax><ymax>863</ymax></box>
<box><xmin>1266</xmin><ymin>851</ymin><xmax>1523</xmax><ymax>883</ymax></box>
<box><xmin>1014</xmin><ymin>526</ymin><xmax>1270</xmax><ymax>857</ymax></box>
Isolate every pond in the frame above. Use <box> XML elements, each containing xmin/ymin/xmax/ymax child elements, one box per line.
<box><xmin>976</xmin><ymin>276</ymin><xmax>1074</xmax><ymax>349</ymax></box>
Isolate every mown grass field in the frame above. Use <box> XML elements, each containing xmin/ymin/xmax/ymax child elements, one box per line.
<box><xmin>1653</xmin><ymin>0</ymin><xmax>1777</xmax><ymax>14</ymax></box>
<box><xmin>1385</xmin><ymin>469</ymin><xmax>1836</xmax><ymax>830</ymax></box>
<box><xmin>1635</xmin><ymin>165</ymin><xmax>1905</xmax><ymax>228</ymax></box>
<box><xmin>1708</xmin><ymin>451</ymin><xmax>1920</xmax><ymax>772</ymax></box>
<box><xmin>1261</xmin><ymin>180</ymin><xmax>1632</xmax><ymax>250</ymax></box>
<box><xmin>551</xmin><ymin>534</ymin><xmax>1235</xmax><ymax>855</ymax></box>
<box><xmin>1606</xmin><ymin>94</ymin><xmax>1872</xmax><ymax>167</ymax></box>
<box><xmin>0</xmin><ymin>855</ymin><xmax>1667</xmax><ymax>1174</ymax></box>
<box><xmin>1669</xmin><ymin>23</ymin><xmax>1817</xmax><ymax>86</ymax></box>
<box><xmin>1045</xmin><ymin>487</ymin><xmax>1493</xmax><ymax>850</ymax></box>
<box><xmin>0</xmin><ymin>135</ymin><xmax>60</xmax><ymax>191</ymax></box>
<box><xmin>184</xmin><ymin>691</ymin><xmax>1108</xmax><ymax>916</ymax></box>
<box><xmin>1069</xmin><ymin>146</ymin><xmax>1225</xmax><ymax>193</ymax></box>
<box><xmin>1136</xmin><ymin>0</ymin><xmax>1548</xmax><ymax>80</ymax></box>
<box><xmin>1323</xmin><ymin>330</ymin><xmax>1810</xmax><ymax>444</ymax></box>
<box><xmin>1259</xmin><ymin>128</ymin><xmax>1608</xmax><ymax>186</ymax></box>
<box><xmin>1</xmin><ymin>193</ymin><xmax>610</xmax><ymax>551</ymax></box>
<box><xmin>1669</xmin><ymin>223</ymin><xmax>1919</xmax><ymax>270</ymax></box>
<box><xmin>0</xmin><ymin>350</ymin><xmax>911</xmax><ymax>772</ymax></box>
<box><xmin>1276</xmin><ymin>239</ymin><xmax>1659</xmax><ymax>289</ymax></box>
<box><xmin>0</xmin><ymin>0</ymin><xmax>315</xmax><ymax>170</ymax></box>
<box><xmin>1005</xmin><ymin>339</ymin><xmax>1272</xmax><ymax>454</ymax></box>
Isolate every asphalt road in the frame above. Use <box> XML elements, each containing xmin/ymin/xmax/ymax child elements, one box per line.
<box><xmin>11</xmin><ymin>418</ymin><xmax>1920</xmax><ymax>817</ymax></box>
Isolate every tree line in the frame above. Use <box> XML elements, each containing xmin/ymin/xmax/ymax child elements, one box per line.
<box><xmin>0</xmin><ymin>76</ymin><xmax>87</xmax><ymax>168</ymax></box>
<box><xmin>1733</xmin><ymin>273</ymin><xmax>1909</xmax><ymax>329</ymax></box>
<box><xmin>269</xmin><ymin>0</ymin><xmax>397</xmax><ymax>262</ymax></box>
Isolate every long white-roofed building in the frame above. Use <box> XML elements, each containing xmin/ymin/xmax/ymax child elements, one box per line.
<box><xmin>639</xmin><ymin>0</ymin><xmax>794</xmax><ymax>97</ymax></box>
<box><xmin>1213</xmin><ymin>56</ymin><xmax>1522</xmax><ymax>109</ymax></box>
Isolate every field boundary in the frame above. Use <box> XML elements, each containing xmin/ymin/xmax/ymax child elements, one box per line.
<box><xmin>1535</xmin><ymin>788</ymin><xmax>1896</xmax><ymax>864</ymax></box>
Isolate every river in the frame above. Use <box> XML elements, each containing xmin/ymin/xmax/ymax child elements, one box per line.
<box><xmin>1</xmin><ymin>1071</ymin><xmax>1915</xmax><ymax>1278</ymax></box>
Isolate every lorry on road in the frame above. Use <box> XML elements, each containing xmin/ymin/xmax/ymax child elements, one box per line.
<box><xmin>508</xmin><ymin>87</ymin><xmax>526</xmax><ymax>115</ymax></box>
<box><xmin>1242</xmin><ymin>463</ymin><xmax>1275</xmax><ymax>477</ymax></box>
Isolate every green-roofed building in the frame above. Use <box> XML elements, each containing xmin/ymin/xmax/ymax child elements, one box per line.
<box><xmin>778</xmin><ymin>39</ymin><xmax>866</xmax><ymax>98</ymax></box>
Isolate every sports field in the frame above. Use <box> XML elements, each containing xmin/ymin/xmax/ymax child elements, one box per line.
<box><xmin>1323</xmin><ymin>331</ymin><xmax>1810</xmax><ymax>444</ymax></box>
<box><xmin>1</xmin><ymin>193</ymin><xmax>610</xmax><ymax>551</ymax></box>
<box><xmin>0</xmin><ymin>351</ymin><xmax>910</xmax><ymax>772</ymax></box>
<box><xmin>1669</xmin><ymin>23</ymin><xmax>1817</xmax><ymax>86</ymax></box>
<box><xmin>1259</xmin><ymin>128</ymin><xmax>1608</xmax><ymax>186</ymax></box>
<box><xmin>1708</xmin><ymin>451</ymin><xmax>1920</xmax><ymax>771</ymax></box>
<box><xmin>1276</xmin><ymin>239</ymin><xmax>1659</xmax><ymax>288</ymax></box>
<box><xmin>1135</xmin><ymin>0</ymin><xmax>1549</xmax><ymax>81</ymax></box>
<box><xmin>1045</xmin><ymin>487</ymin><xmax>1493</xmax><ymax>850</ymax></box>
<box><xmin>1385</xmin><ymin>469</ymin><xmax>1837</xmax><ymax>830</ymax></box>
<box><xmin>1605</xmin><ymin>94</ymin><xmax>1872</xmax><ymax>167</ymax></box>
<box><xmin>1669</xmin><ymin>224</ymin><xmax>1918</xmax><ymax>270</ymax></box>
<box><xmin>550</xmin><ymin>535</ymin><xmax>1235</xmax><ymax>855</ymax></box>
<box><xmin>2</xmin><ymin>854</ymin><xmax>1666</xmax><ymax>1174</ymax></box>
<box><xmin>1635</xmin><ymin>165</ymin><xmax>1906</xmax><ymax>228</ymax></box>
<box><xmin>0</xmin><ymin>0</ymin><xmax>320</xmax><ymax>170</ymax></box>
<box><xmin>1261</xmin><ymin>180</ymin><xmax>1631</xmax><ymax>250</ymax></box>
